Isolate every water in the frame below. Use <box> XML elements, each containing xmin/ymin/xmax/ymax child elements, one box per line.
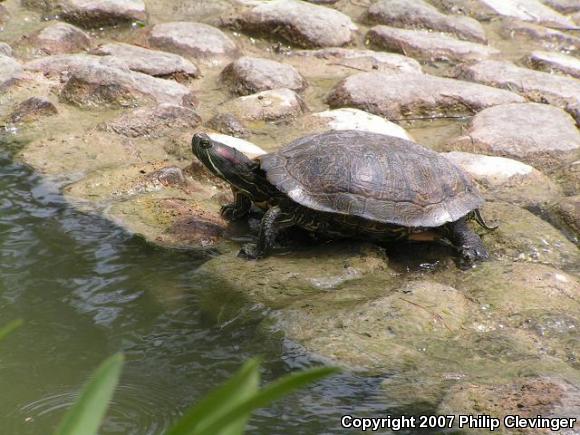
<box><xmin>0</xmin><ymin>147</ymin><xmax>451</xmax><ymax>434</ymax></box>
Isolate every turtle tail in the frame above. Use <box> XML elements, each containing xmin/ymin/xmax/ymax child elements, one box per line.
<box><xmin>473</xmin><ymin>209</ymin><xmax>498</xmax><ymax>231</ymax></box>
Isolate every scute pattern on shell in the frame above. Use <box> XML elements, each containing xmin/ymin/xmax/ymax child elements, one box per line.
<box><xmin>259</xmin><ymin>130</ymin><xmax>484</xmax><ymax>227</ymax></box>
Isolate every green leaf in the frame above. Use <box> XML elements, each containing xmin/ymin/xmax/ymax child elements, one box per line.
<box><xmin>54</xmin><ymin>353</ymin><xmax>124</xmax><ymax>435</ymax></box>
<box><xmin>167</xmin><ymin>358</ymin><xmax>260</xmax><ymax>435</ymax></box>
<box><xmin>195</xmin><ymin>366</ymin><xmax>339</xmax><ymax>435</ymax></box>
<box><xmin>0</xmin><ymin>319</ymin><xmax>23</xmax><ymax>342</ymax></box>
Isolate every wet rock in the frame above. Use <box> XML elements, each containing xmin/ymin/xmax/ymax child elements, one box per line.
<box><xmin>288</xmin><ymin>48</ymin><xmax>423</xmax><ymax>76</ymax></box>
<box><xmin>220</xmin><ymin>88</ymin><xmax>305</xmax><ymax>121</ymax></box>
<box><xmin>446</xmin><ymin>103</ymin><xmax>580</xmax><ymax>166</ymax></box>
<box><xmin>100</xmin><ymin>104</ymin><xmax>201</xmax><ymax>138</ymax></box>
<box><xmin>540</xmin><ymin>0</ymin><xmax>580</xmax><ymax>14</ymax></box>
<box><xmin>0</xmin><ymin>43</ymin><xmax>11</xmax><ymax>57</ymax></box>
<box><xmin>207</xmin><ymin>133</ymin><xmax>266</xmax><ymax>158</ymax></box>
<box><xmin>459</xmin><ymin>60</ymin><xmax>580</xmax><ymax>123</ymax></box>
<box><xmin>91</xmin><ymin>42</ymin><xmax>200</xmax><ymax>80</ymax></box>
<box><xmin>551</xmin><ymin>195</ymin><xmax>580</xmax><ymax>238</ymax></box>
<box><xmin>221</xmin><ymin>56</ymin><xmax>305</xmax><ymax>96</ymax></box>
<box><xmin>309</xmin><ymin>108</ymin><xmax>413</xmax><ymax>141</ymax></box>
<box><xmin>0</xmin><ymin>54</ymin><xmax>22</xmax><ymax>91</ymax></box>
<box><xmin>145</xmin><ymin>22</ymin><xmax>238</xmax><ymax>66</ymax></box>
<box><xmin>501</xmin><ymin>19</ymin><xmax>580</xmax><ymax>55</ymax></box>
<box><xmin>206</xmin><ymin>113</ymin><xmax>249</xmax><ymax>138</ymax></box>
<box><xmin>24</xmin><ymin>0</ymin><xmax>147</xmax><ymax>28</ymax></box>
<box><xmin>443</xmin><ymin>151</ymin><xmax>561</xmax><ymax>207</ymax></box>
<box><xmin>326</xmin><ymin>71</ymin><xmax>524</xmax><ymax>120</ymax></box>
<box><xmin>234</xmin><ymin>0</ymin><xmax>357</xmax><ymax>48</ymax></box>
<box><xmin>366</xmin><ymin>0</ymin><xmax>486</xmax><ymax>43</ymax></box>
<box><xmin>527</xmin><ymin>50</ymin><xmax>580</xmax><ymax>78</ymax></box>
<box><xmin>19</xmin><ymin>22</ymin><xmax>90</xmax><ymax>55</ymax></box>
<box><xmin>8</xmin><ymin>97</ymin><xmax>58</xmax><ymax>123</ymax></box>
<box><xmin>366</xmin><ymin>25</ymin><xmax>499</xmax><ymax>64</ymax></box>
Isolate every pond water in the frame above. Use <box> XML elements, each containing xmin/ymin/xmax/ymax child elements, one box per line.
<box><xmin>0</xmin><ymin>146</ymin><xmax>451</xmax><ymax>435</ymax></box>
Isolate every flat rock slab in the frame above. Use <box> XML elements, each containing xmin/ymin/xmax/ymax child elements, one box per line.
<box><xmin>527</xmin><ymin>50</ymin><xmax>580</xmax><ymax>78</ymax></box>
<box><xmin>367</xmin><ymin>0</ymin><xmax>486</xmax><ymax>43</ymax></box>
<box><xmin>443</xmin><ymin>151</ymin><xmax>562</xmax><ymax>207</ymax></box>
<box><xmin>459</xmin><ymin>60</ymin><xmax>580</xmax><ymax>123</ymax></box>
<box><xmin>288</xmin><ymin>48</ymin><xmax>422</xmax><ymax>76</ymax></box>
<box><xmin>234</xmin><ymin>0</ymin><xmax>357</xmax><ymax>48</ymax></box>
<box><xmin>447</xmin><ymin>103</ymin><xmax>580</xmax><ymax>165</ymax></box>
<box><xmin>100</xmin><ymin>104</ymin><xmax>201</xmax><ymax>138</ymax></box>
<box><xmin>0</xmin><ymin>55</ymin><xmax>23</xmax><ymax>92</ymax></box>
<box><xmin>326</xmin><ymin>71</ymin><xmax>525</xmax><ymax>120</ymax></box>
<box><xmin>501</xmin><ymin>19</ymin><xmax>580</xmax><ymax>55</ymax></box>
<box><xmin>19</xmin><ymin>22</ymin><xmax>91</xmax><ymax>55</ymax></box>
<box><xmin>145</xmin><ymin>22</ymin><xmax>238</xmax><ymax>66</ymax></box>
<box><xmin>220</xmin><ymin>56</ymin><xmax>305</xmax><ymax>96</ymax></box>
<box><xmin>220</xmin><ymin>88</ymin><xmax>305</xmax><ymax>121</ymax></box>
<box><xmin>367</xmin><ymin>25</ymin><xmax>499</xmax><ymax>63</ymax></box>
<box><xmin>92</xmin><ymin>42</ymin><xmax>200</xmax><ymax>79</ymax></box>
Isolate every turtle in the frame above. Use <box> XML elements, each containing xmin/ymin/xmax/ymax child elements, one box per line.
<box><xmin>191</xmin><ymin>130</ymin><xmax>495</xmax><ymax>263</ymax></box>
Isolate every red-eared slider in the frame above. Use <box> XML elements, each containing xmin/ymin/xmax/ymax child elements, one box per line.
<box><xmin>192</xmin><ymin>130</ymin><xmax>494</xmax><ymax>263</ymax></box>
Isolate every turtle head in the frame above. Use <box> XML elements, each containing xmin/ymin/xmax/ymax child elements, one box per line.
<box><xmin>192</xmin><ymin>133</ymin><xmax>269</xmax><ymax>202</ymax></box>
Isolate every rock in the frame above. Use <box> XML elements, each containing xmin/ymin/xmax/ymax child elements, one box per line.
<box><xmin>443</xmin><ymin>151</ymin><xmax>561</xmax><ymax>207</ymax></box>
<box><xmin>366</xmin><ymin>25</ymin><xmax>499</xmax><ymax>64</ymax></box>
<box><xmin>527</xmin><ymin>50</ymin><xmax>580</xmax><ymax>78</ymax></box>
<box><xmin>366</xmin><ymin>0</ymin><xmax>487</xmax><ymax>43</ymax></box>
<box><xmin>206</xmin><ymin>113</ymin><xmax>249</xmax><ymax>138</ymax></box>
<box><xmin>551</xmin><ymin>195</ymin><xmax>580</xmax><ymax>238</ymax></box>
<box><xmin>220</xmin><ymin>88</ymin><xmax>305</xmax><ymax>121</ymax></box>
<box><xmin>288</xmin><ymin>48</ymin><xmax>423</xmax><ymax>76</ymax></box>
<box><xmin>207</xmin><ymin>133</ymin><xmax>266</xmax><ymax>158</ymax></box>
<box><xmin>0</xmin><ymin>55</ymin><xmax>22</xmax><ymax>92</ymax></box>
<box><xmin>26</xmin><ymin>0</ymin><xmax>148</xmax><ymax>28</ymax></box>
<box><xmin>100</xmin><ymin>104</ymin><xmax>201</xmax><ymax>138</ymax></box>
<box><xmin>459</xmin><ymin>60</ymin><xmax>580</xmax><ymax>123</ymax></box>
<box><xmin>221</xmin><ymin>56</ymin><xmax>305</xmax><ymax>96</ymax></box>
<box><xmin>234</xmin><ymin>0</ymin><xmax>357</xmax><ymax>48</ymax></box>
<box><xmin>446</xmin><ymin>103</ymin><xmax>580</xmax><ymax>166</ymax></box>
<box><xmin>540</xmin><ymin>0</ymin><xmax>580</xmax><ymax>13</ymax></box>
<box><xmin>310</xmin><ymin>108</ymin><xmax>413</xmax><ymax>140</ymax></box>
<box><xmin>24</xmin><ymin>53</ymin><xmax>196</xmax><ymax>109</ymax></box>
<box><xmin>19</xmin><ymin>22</ymin><xmax>90</xmax><ymax>55</ymax></box>
<box><xmin>0</xmin><ymin>43</ymin><xmax>11</xmax><ymax>57</ymax></box>
<box><xmin>326</xmin><ymin>71</ymin><xmax>525</xmax><ymax>120</ymax></box>
<box><xmin>91</xmin><ymin>42</ymin><xmax>200</xmax><ymax>79</ymax></box>
<box><xmin>145</xmin><ymin>22</ymin><xmax>238</xmax><ymax>66</ymax></box>
<box><xmin>8</xmin><ymin>97</ymin><xmax>58</xmax><ymax>123</ymax></box>
<box><xmin>501</xmin><ymin>19</ymin><xmax>580</xmax><ymax>55</ymax></box>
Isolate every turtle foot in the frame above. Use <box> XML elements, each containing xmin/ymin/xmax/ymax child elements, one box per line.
<box><xmin>238</xmin><ymin>243</ymin><xmax>262</xmax><ymax>260</ymax></box>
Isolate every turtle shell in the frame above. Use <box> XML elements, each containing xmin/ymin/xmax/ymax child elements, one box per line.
<box><xmin>259</xmin><ymin>130</ymin><xmax>483</xmax><ymax>228</ymax></box>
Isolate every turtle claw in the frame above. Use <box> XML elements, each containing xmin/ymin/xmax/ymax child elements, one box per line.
<box><xmin>221</xmin><ymin>204</ymin><xmax>243</xmax><ymax>222</ymax></box>
<box><xmin>238</xmin><ymin>243</ymin><xmax>261</xmax><ymax>260</ymax></box>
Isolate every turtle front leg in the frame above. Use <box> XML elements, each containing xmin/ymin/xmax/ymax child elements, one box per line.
<box><xmin>239</xmin><ymin>206</ymin><xmax>293</xmax><ymax>259</ymax></box>
<box><xmin>444</xmin><ymin>217</ymin><xmax>489</xmax><ymax>265</ymax></box>
<box><xmin>221</xmin><ymin>190</ymin><xmax>252</xmax><ymax>222</ymax></box>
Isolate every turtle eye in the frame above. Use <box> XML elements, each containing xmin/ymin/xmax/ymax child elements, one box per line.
<box><xmin>200</xmin><ymin>138</ymin><xmax>212</xmax><ymax>149</ymax></box>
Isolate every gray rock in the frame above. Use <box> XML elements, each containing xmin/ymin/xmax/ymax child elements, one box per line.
<box><xmin>220</xmin><ymin>88</ymin><xmax>305</xmax><ymax>121</ymax></box>
<box><xmin>146</xmin><ymin>22</ymin><xmax>238</xmax><ymax>66</ymax></box>
<box><xmin>0</xmin><ymin>55</ymin><xmax>22</xmax><ymax>92</ymax></box>
<box><xmin>0</xmin><ymin>43</ymin><xmax>12</xmax><ymax>57</ymax></box>
<box><xmin>289</xmin><ymin>48</ymin><xmax>422</xmax><ymax>75</ymax></box>
<box><xmin>540</xmin><ymin>0</ymin><xmax>580</xmax><ymax>13</ymax></box>
<box><xmin>447</xmin><ymin>103</ymin><xmax>579</xmax><ymax>166</ymax></box>
<box><xmin>459</xmin><ymin>60</ymin><xmax>580</xmax><ymax>123</ymax></box>
<box><xmin>24</xmin><ymin>53</ymin><xmax>116</xmax><ymax>75</ymax></box>
<box><xmin>235</xmin><ymin>0</ymin><xmax>357</xmax><ymax>48</ymax></box>
<box><xmin>501</xmin><ymin>19</ymin><xmax>580</xmax><ymax>54</ymax></box>
<box><xmin>221</xmin><ymin>56</ymin><xmax>305</xmax><ymax>95</ymax></box>
<box><xmin>326</xmin><ymin>71</ymin><xmax>525</xmax><ymax>120</ymax></box>
<box><xmin>92</xmin><ymin>42</ymin><xmax>200</xmax><ymax>79</ymax></box>
<box><xmin>366</xmin><ymin>25</ymin><xmax>499</xmax><ymax>64</ymax></box>
<box><xmin>552</xmin><ymin>195</ymin><xmax>579</xmax><ymax>238</ymax></box>
<box><xmin>19</xmin><ymin>22</ymin><xmax>91</xmax><ymax>55</ymax></box>
<box><xmin>527</xmin><ymin>50</ymin><xmax>580</xmax><ymax>78</ymax></box>
<box><xmin>101</xmin><ymin>104</ymin><xmax>201</xmax><ymax>137</ymax></box>
<box><xmin>8</xmin><ymin>97</ymin><xmax>58</xmax><ymax>123</ymax></box>
<box><xmin>367</xmin><ymin>0</ymin><xmax>486</xmax><ymax>43</ymax></box>
<box><xmin>206</xmin><ymin>113</ymin><xmax>249</xmax><ymax>138</ymax></box>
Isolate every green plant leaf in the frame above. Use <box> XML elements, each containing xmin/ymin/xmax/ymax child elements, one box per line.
<box><xmin>195</xmin><ymin>366</ymin><xmax>339</xmax><ymax>435</ymax></box>
<box><xmin>54</xmin><ymin>353</ymin><xmax>124</xmax><ymax>435</ymax></box>
<box><xmin>167</xmin><ymin>358</ymin><xmax>260</xmax><ymax>435</ymax></box>
<box><xmin>0</xmin><ymin>319</ymin><xmax>23</xmax><ymax>342</ymax></box>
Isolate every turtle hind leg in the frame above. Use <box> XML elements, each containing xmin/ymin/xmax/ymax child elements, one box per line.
<box><xmin>473</xmin><ymin>208</ymin><xmax>498</xmax><ymax>231</ymax></box>
<box><xmin>444</xmin><ymin>217</ymin><xmax>489</xmax><ymax>265</ymax></box>
<box><xmin>239</xmin><ymin>206</ymin><xmax>294</xmax><ymax>259</ymax></box>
